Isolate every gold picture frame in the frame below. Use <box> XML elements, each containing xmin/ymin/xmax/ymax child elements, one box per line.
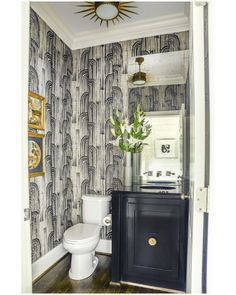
<box><xmin>28</xmin><ymin>91</ymin><xmax>45</xmax><ymax>130</ymax></box>
<box><xmin>28</xmin><ymin>132</ymin><xmax>45</xmax><ymax>177</ymax></box>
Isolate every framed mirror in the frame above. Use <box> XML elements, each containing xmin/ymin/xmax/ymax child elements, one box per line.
<box><xmin>127</xmin><ymin>51</ymin><xmax>189</xmax><ymax>192</ymax></box>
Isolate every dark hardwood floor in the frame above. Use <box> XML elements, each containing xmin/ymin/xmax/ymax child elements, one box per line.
<box><xmin>33</xmin><ymin>254</ymin><xmax>166</xmax><ymax>293</ymax></box>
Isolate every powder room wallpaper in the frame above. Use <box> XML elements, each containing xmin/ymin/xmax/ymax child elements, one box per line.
<box><xmin>29</xmin><ymin>8</ymin><xmax>189</xmax><ymax>263</ymax></box>
<box><xmin>72</xmin><ymin>31</ymin><xmax>189</xmax><ymax>202</ymax></box>
<box><xmin>128</xmin><ymin>84</ymin><xmax>186</xmax><ymax>123</ymax></box>
<box><xmin>29</xmin><ymin>9</ymin><xmax>75</xmax><ymax>262</ymax></box>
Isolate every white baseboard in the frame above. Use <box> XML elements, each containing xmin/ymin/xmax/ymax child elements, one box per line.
<box><xmin>32</xmin><ymin>243</ymin><xmax>68</xmax><ymax>281</ymax></box>
<box><xmin>96</xmin><ymin>239</ymin><xmax>112</xmax><ymax>255</ymax></box>
<box><xmin>32</xmin><ymin>240</ymin><xmax>111</xmax><ymax>281</ymax></box>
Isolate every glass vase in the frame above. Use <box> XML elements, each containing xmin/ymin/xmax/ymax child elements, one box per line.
<box><xmin>124</xmin><ymin>151</ymin><xmax>132</xmax><ymax>187</ymax></box>
<box><xmin>132</xmin><ymin>152</ymin><xmax>141</xmax><ymax>184</ymax></box>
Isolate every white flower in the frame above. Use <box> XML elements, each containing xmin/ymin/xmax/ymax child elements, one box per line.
<box><xmin>109</xmin><ymin>135</ymin><xmax>121</xmax><ymax>146</ymax></box>
<box><xmin>110</xmin><ymin>116</ymin><xmax>115</xmax><ymax>125</ymax></box>
<box><xmin>142</xmin><ymin>125</ymin><xmax>147</xmax><ymax>135</ymax></box>
<box><xmin>109</xmin><ymin>104</ymin><xmax>152</xmax><ymax>152</ymax></box>
<box><xmin>124</xmin><ymin>123</ymin><xmax>132</xmax><ymax>133</ymax></box>
<box><xmin>138</xmin><ymin>115</ymin><xmax>144</xmax><ymax>123</ymax></box>
<box><xmin>120</xmin><ymin>123</ymin><xmax>125</xmax><ymax>134</ymax></box>
<box><xmin>110</xmin><ymin>128</ymin><xmax>116</xmax><ymax>137</ymax></box>
<box><xmin>137</xmin><ymin>126</ymin><xmax>141</xmax><ymax>133</ymax></box>
<box><xmin>127</xmin><ymin>136</ymin><xmax>142</xmax><ymax>146</ymax></box>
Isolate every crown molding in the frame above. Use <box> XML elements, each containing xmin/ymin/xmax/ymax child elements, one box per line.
<box><xmin>30</xmin><ymin>3</ymin><xmax>189</xmax><ymax>51</ymax></box>
<box><xmin>72</xmin><ymin>13</ymin><xmax>189</xmax><ymax>50</ymax></box>
<box><xmin>30</xmin><ymin>2</ymin><xmax>74</xmax><ymax>49</ymax></box>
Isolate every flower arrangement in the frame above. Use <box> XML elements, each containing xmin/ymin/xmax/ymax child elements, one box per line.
<box><xmin>110</xmin><ymin>104</ymin><xmax>152</xmax><ymax>153</ymax></box>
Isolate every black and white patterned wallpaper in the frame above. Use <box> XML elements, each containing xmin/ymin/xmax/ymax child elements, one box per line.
<box><xmin>128</xmin><ymin>84</ymin><xmax>186</xmax><ymax>122</ymax></box>
<box><xmin>71</xmin><ymin>31</ymin><xmax>189</xmax><ymax>202</ymax></box>
<box><xmin>29</xmin><ymin>9</ymin><xmax>75</xmax><ymax>263</ymax></box>
<box><xmin>29</xmin><ymin>8</ymin><xmax>189</xmax><ymax>263</ymax></box>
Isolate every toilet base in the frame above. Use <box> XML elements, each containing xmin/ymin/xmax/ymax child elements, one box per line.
<box><xmin>69</xmin><ymin>252</ymin><xmax>99</xmax><ymax>280</ymax></box>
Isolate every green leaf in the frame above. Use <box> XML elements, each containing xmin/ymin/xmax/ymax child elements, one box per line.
<box><xmin>119</xmin><ymin>142</ymin><xmax>126</xmax><ymax>151</ymax></box>
<box><xmin>116</xmin><ymin>109</ymin><xmax>120</xmax><ymax>118</ymax></box>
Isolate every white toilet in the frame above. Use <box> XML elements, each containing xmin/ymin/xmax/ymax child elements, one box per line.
<box><xmin>63</xmin><ymin>194</ymin><xmax>111</xmax><ymax>280</ymax></box>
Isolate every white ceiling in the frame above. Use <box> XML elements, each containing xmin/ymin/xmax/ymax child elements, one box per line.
<box><xmin>31</xmin><ymin>1</ymin><xmax>190</xmax><ymax>49</ymax></box>
<box><xmin>46</xmin><ymin>1</ymin><xmax>189</xmax><ymax>34</ymax></box>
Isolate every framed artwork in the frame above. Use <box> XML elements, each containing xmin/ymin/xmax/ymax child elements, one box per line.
<box><xmin>155</xmin><ymin>138</ymin><xmax>178</xmax><ymax>158</ymax></box>
<box><xmin>28</xmin><ymin>91</ymin><xmax>45</xmax><ymax>130</ymax></box>
<box><xmin>28</xmin><ymin>132</ymin><xmax>45</xmax><ymax>177</ymax></box>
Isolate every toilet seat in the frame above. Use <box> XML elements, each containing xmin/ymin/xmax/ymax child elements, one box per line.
<box><xmin>64</xmin><ymin>223</ymin><xmax>100</xmax><ymax>244</ymax></box>
<box><xmin>62</xmin><ymin>194</ymin><xmax>111</xmax><ymax>280</ymax></box>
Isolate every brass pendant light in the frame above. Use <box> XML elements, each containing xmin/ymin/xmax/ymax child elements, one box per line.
<box><xmin>75</xmin><ymin>2</ymin><xmax>138</xmax><ymax>28</ymax></box>
<box><xmin>132</xmin><ymin>57</ymin><xmax>146</xmax><ymax>85</ymax></box>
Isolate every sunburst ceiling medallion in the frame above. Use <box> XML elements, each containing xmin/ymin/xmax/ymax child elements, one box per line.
<box><xmin>75</xmin><ymin>2</ymin><xmax>138</xmax><ymax>28</ymax></box>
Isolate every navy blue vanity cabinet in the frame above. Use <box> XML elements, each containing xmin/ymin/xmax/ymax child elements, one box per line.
<box><xmin>112</xmin><ymin>192</ymin><xmax>189</xmax><ymax>292</ymax></box>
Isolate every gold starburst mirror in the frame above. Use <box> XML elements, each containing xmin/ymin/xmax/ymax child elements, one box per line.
<box><xmin>75</xmin><ymin>2</ymin><xmax>138</xmax><ymax>27</ymax></box>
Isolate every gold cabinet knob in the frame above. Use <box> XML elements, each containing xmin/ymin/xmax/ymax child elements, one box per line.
<box><xmin>148</xmin><ymin>237</ymin><xmax>157</xmax><ymax>246</ymax></box>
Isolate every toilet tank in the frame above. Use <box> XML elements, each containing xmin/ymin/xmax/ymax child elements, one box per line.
<box><xmin>82</xmin><ymin>194</ymin><xmax>111</xmax><ymax>225</ymax></box>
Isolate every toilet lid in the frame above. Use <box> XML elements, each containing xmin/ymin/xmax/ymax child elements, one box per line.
<box><xmin>64</xmin><ymin>223</ymin><xmax>100</xmax><ymax>243</ymax></box>
<box><xmin>82</xmin><ymin>194</ymin><xmax>111</xmax><ymax>201</ymax></box>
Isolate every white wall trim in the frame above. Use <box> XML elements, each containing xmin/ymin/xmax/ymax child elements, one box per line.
<box><xmin>30</xmin><ymin>2</ymin><xmax>189</xmax><ymax>50</ymax></box>
<box><xmin>186</xmin><ymin>3</ymin><xmax>205</xmax><ymax>293</ymax></box>
<box><xmin>96</xmin><ymin>239</ymin><xmax>112</xmax><ymax>255</ymax></box>
<box><xmin>72</xmin><ymin>13</ymin><xmax>189</xmax><ymax>50</ymax></box>
<box><xmin>22</xmin><ymin>2</ymin><xmax>32</xmax><ymax>293</ymax></box>
<box><xmin>32</xmin><ymin>244</ymin><xmax>68</xmax><ymax>281</ymax></box>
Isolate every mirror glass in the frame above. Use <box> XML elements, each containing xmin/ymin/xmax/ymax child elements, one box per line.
<box><xmin>128</xmin><ymin>50</ymin><xmax>189</xmax><ymax>87</ymax></box>
<box><xmin>127</xmin><ymin>51</ymin><xmax>189</xmax><ymax>188</ymax></box>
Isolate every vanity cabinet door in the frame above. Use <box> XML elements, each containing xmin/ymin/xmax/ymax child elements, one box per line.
<box><xmin>121</xmin><ymin>196</ymin><xmax>188</xmax><ymax>291</ymax></box>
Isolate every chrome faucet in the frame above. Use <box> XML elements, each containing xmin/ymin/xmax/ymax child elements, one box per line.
<box><xmin>143</xmin><ymin>171</ymin><xmax>153</xmax><ymax>176</ymax></box>
<box><xmin>156</xmin><ymin>171</ymin><xmax>162</xmax><ymax>177</ymax></box>
<box><xmin>166</xmin><ymin>170</ymin><xmax>175</xmax><ymax>176</ymax></box>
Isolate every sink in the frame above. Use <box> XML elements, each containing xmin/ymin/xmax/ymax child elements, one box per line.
<box><xmin>147</xmin><ymin>181</ymin><xmax>176</xmax><ymax>184</ymax></box>
<box><xmin>140</xmin><ymin>185</ymin><xmax>176</xmax><ymax>190</ymax></box>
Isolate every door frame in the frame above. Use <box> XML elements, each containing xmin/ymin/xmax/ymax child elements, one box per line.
<box><xmin>202</xmin><ymin>3</ymin><xmax>210</xmax><ymax>292</ymax></box>
<box><xmin>21</xmin><ymin>2</ymin><xmax>32</xmax><ymax>293</ymax></box>
<box><xmin>186</xmin><ymin>2</ymin><xmax>208</xmax><ymax>293</ymax></box>
<box><xmin>205</xmin><ymin>1</ymin><xmax>236</xmax><ymax>292</ymax></box>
